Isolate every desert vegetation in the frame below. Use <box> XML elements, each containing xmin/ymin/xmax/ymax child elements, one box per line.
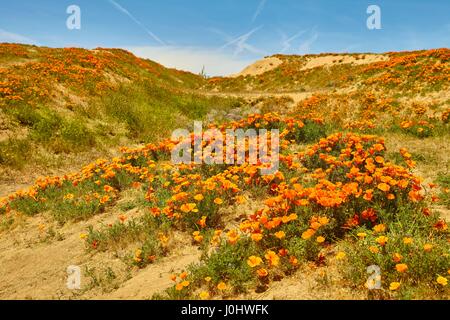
<box><xmin>0</xmin><ymin>44</ymin><xmax>448</xmax><ymax>300</ymax></box>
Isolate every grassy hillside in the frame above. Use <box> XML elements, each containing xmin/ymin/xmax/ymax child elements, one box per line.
<box><xmin>0</xmin><ymin>45</ymin><xmax>448</xmax><ymax>300</ymax></box>
<box><xmin>207</xmin><ymin>49</ymin><xmax>450</xmax><ymax>184</ymax></box>
<box><xmin>206</xmin><ymin>49</ymin><xmax>450</xmax><ymax>94</ymax></box>
<box><xmin>0</xmin><ymin>44</ymin><xmax>242</xmax><ymax>172</ymax></box>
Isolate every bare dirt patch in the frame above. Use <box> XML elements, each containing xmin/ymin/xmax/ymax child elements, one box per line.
<box><xmin>0</xmin><ymin>203</ymin><xmax>202</xmax><ymax>300</ymax></box>
<box><xmin>231</xmin><ymin>57</ymin><xmax>283</xmax><ymax>78</ymax></box>
<box><xmin>242</xmin><ymin>251</ymin><xmax>365</xmax><ymax>300</ymax></box>
<box><xmin>101</xmin><ymin>245</ymin><xmax>200</xmax><ymax>300</ymax></box>
<box><xmin>301</xmin><ymin>54</ymin><xmax>388</xmax><ymax>70</ymax></box>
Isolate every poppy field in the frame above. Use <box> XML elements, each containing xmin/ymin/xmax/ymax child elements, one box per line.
<box><xmin>0</xmin><ymin>45</ymin><xmax>449</xmax><ymax>300</ymax></box>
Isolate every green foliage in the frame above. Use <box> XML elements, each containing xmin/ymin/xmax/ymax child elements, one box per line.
<box><xmin>292</xmin><ymin>119</ymin><xmax>328</xmax><ymax>143</ymax></box>
<box><xmin>340</xmin><ymin>221</ymin><xmax>449</xmax><ymax>299</ymax></box>
<box><xmin>83</xmin><ymin>266</ymin><xmax>122</xmax><ymax>293</ymax></box>
<box><xmin>436</xmin><ymin>173</ymin><xmax>450</xmax><ymax>209</ymax></box>
<box><xmin>0</xmin><ymin>138</ymin><xmax>31</xmax><ymax>168</ymax></box>
<box><xmin>189</xmin><ymin>239</ymin><xmax>258</xmax><ymax>294</ymax></box>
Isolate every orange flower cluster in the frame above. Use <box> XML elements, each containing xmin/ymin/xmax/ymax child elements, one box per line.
<box><xmin>1</xmin><ymin>109</ymin><xmax>446</xmax><ymax>297</ymax></box>
<box><xmin>400</xmin><ymin>119</ymin><xmax>435</xmax><ymax>138</ymax></box>
<box><xmin>237</xmin><ymin>133</ymin><xmax>424</xmax><ymax>251</ymax></box>
<box><xmin>0</xmin><ymin>44</ymin><xmax>201</xmax><ymax>107</ymax></box>
<box><xmin>363</xmin><ymin>49</ymin><xmax>450</xmax><ymax>87</ymax></box>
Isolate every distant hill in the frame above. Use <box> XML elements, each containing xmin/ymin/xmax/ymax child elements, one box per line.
<box><xmin>207</xmin><ymin>49</ymin><xmax>450</xmax><ymax>93</ymax></box>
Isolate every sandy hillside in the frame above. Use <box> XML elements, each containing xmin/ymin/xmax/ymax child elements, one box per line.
<box><xmin>231</xmin><ymin>56</ymin><xmax>283</xmax><ymax>77</ymax></box>
<box><xmin>231</xmin><ymin>53</ymin><xmax>388</xmax><ymax>78</ymax></box>
<box><xmin>301</xmin><ymin>54</ymin><xmax>388</xmax><ymax>70</ymax></box>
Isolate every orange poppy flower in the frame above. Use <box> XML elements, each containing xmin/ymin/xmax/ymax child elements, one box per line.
<box><xmin>197</xmin><ymin>216</ymin><xmax>207</xmax><ymax>228</ymax></box>
<box><xmin>310</xmin><ymin>221</ymin><xmax>322</xmax><ymax>230</ymax></box>
<box><xmin>373</xmin><ymin>224</ymin><xmax>386</xmax><ymax>233</ymax></box>
<box><xmin>265</xmin><ymin>250</ymin><xmax>280</xmax><ymax>267</ymax></box>
<box><xmin>364</xmin><ymin>176</ymin><xmax>374</xmax><ymax>184</ymax></box>
<box><xmin>376</xmin><ymin>236</ymin><xmax>388</xmax><ymax>246</ymax></box>
<box><xmin>408</xmin><ymin>190</ymin><xmax>422</xmax><ymax>202</ymax></box>
<box><xmin>175</xmin><ymin>283</ymin><xmax>184</xmax><ymax>291</ymax></box>
<box><xmin>369</xmin><ymin>246</ymin><xmax>379</xmax><ymax>254</ymax></box>
<box><xmin>192</xmin><ymin>231</ymin><xmax>203</xmax><ymax>243</ymax></box>
<box><xmin>247</xmin><ymin>256</ymin><xmax>263</xmax><ymax>268</ymax></box>
<box><xmin>103</xmin><ymin>185</ymin><xmax>114</xmax><ymax>193</ymax></box>
<box><xmin>363</xmin><ymin>189</ymin><xmax>374</xmax><ymax>201</ymax></box>
<box><xmin>392</xmin><ymin>253</ymin><xmax>403</xmax><ymax>263</ymax></box>
<box><xmin>227</xmin><ymin>230</ymin><xmax>239</xmax><ymax>244</ymax></box>
<box><xmin>336</xmin><ymin>251</ymin><xmax>346</xmax><ymax>260</ymax></box>
<box><xmin>377</xmin><ymin>183</ymin><xmax>390</xmax><ymax>192</ymax></box>
<box><xmin>289</xmin><ymin>256</ymin><xmax>298</xmax><ymax>266</ymax></box>
<box><xmin>395</xmin><ymin>263</ymin><xmax>408</xmax><ymax>273</ymax></box>
<box><xmin>274</xmin><ymin>231</ymin><xmax>286</xmax><ymax>239</ymax></box>
<box><xmin>199</xmin><ymin>291</ymin><xmax>210</xmax><ymax>300</ymax></box>
<box><xmin>194</xmin><ymin>194</ymin><xmax>204</xmax><ymax>201</ymax></box>
<box><xmin>257</xmin><ymin>268</ymin><xmax>268</xmax><ymax>277</ymax></box>
<box><xmin>437</xmin><ymin>276</ymin><xmax>448</xmax><ymax>287</ymax></box>
<box><xmin>217</xmin><ymin>282</ymin><xmax>227</xmax><ymax>290</ymax></box>
<box><xmin>403</xmin><ymin>237</ymin><xmax>413</xmax><ymax>245</ymax></box>
<box><xmin>375</xmin><ymin>156</ymin><xmax>384</xmax><ymax>164</ymax></box>
<box><xmin>180</xmin><ymin>203</ymin><xmax>198</xmax><ymax>213</ymax></box>
<box><xmin>434</xmin><ymin>220</ymin><xmax>448</xmax><ymax>231</ymax></box>
<box><xmin>302</xmin><ymin>228</ymin><xmax>315</xmax><ymax>240</ymax></box>
<box><xmin>389</xmin><ymin>282</ymin><xmax>401</xmax><ymax>291</ymax></box>
<box><xmin>99</xmin><ymin>195</ymin><xmax>110</xmax><ymax>204</ymax></box>
<box><xmin>251</xmin><ymin>233</ymin><xmax>263</xmax><ymax>242</ymax></box>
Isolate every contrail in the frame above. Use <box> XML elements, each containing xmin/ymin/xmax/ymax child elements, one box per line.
<box><xmin>252</xmin><ymin>0</ymin><xmax>267</xmax><ymax>23</ymax></box>
<box><xmin>108</xmin><ymin>0</ymin><xmax>165</xmax><ymax>45</ymax></box>
<box><xmin>298</xmin><ymin>29</ymin><xmax>319</xmax><ymax>54</ymax></box>
<box><xmin>218</xmin><ymin>26</ymin><xmax>265</xmax><ymax>56</ymax></box>
<box><xmin>280</xmin><ymin>29</ymin><xmax>307</xmax><ymax>53</ymax></box>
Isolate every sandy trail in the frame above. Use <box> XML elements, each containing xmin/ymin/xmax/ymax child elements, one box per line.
<box><xmin>200</xmin><ymin>90</ymin><xmax>314</xmax><ymax>106</ymax></box>
<box><xmin>0</xmin><ymin>211</ymin><xmax>200</xmax><ymax>300</ymax></box>
<box><xmin>102</xmin><ymin>246</ymin><xmax>200</xmax><ymax>300</ymax></box>
<box><xmin>246</xmin><ymin>263</ymin><xmax>364</xmax><ymax>300</ymax></box>
<box><xmin>0</xmin><ymin>215</ymin><xmax>91</xmax><ymax>299</ymax></box>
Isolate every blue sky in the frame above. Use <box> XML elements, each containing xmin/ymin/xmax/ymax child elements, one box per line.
<box><xmin>0</xmin><ymin>0</ymin><xmax>449</xmax><ymax>75</ymax></box>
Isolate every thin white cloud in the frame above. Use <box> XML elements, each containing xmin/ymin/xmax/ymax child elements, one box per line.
<box><xmin>279</xmin><ymin>29</ymin><xmax>307</xmax><ymax>53</ymax></box>
<box><xmin>127</xmin><ymin>46</ymin><xmax>253</xmax><ymax>77</ymax></box>
<box><xmin>252</xmin><ymin>0</ymin><xmax>267</xmax><ymax>23</ymax></box>
<box><xmin>298</xmin><ymin>29</ymin><xmax>319</xmax><ymax>54</ymax></box>
<box><xmin>216</xmin><ymin>26</ymin><xmax>265</xmax><ymax>57</ymax></box>
<box><xmin>0</xmin><ymin>29</ymin><xmax>37</xmax><ymax>45</ymax></box>
<box><xmin>108</xmin><ymin>0</ymin><xmax>165</xmax><ymax>45</ymax></box>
